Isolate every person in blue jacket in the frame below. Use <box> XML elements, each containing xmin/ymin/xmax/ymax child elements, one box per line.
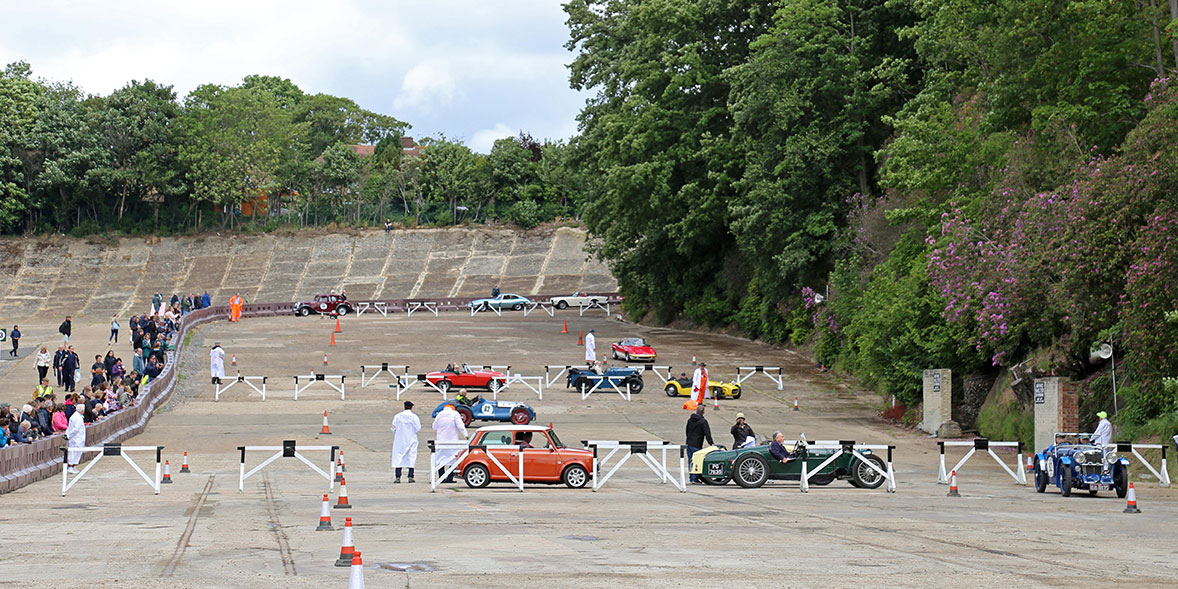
<box><xmin>8</xmin><ymin>325</ymin><xmax>20</xmax><ymax>357</ymax></box>
<box><xmin>201</xmin><ymin>291</ymin><xmax>211</xmax><ymax>309</ymax></box>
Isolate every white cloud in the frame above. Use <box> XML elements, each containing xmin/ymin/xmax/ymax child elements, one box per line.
<box><xmin>393</xmin><ymin>60</ymin><xmax>457</xmax><ymax>111</ymax></box>
<box><xmin>470</xmin><ymin>123</ymin><xmax>516</xmax><ymax>153</ymax></box>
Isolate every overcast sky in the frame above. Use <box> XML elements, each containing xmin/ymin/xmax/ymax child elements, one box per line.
<box><xmin>0</xmin><ymin>0</ymin><xmax>589</xmax><ymax>152</ymax></box>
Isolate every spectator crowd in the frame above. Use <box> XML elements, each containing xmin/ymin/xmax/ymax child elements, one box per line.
<box><xmin>0</xmin><ymin>291</ymin><xmax>214</xmax><ymax>448</ymax></box>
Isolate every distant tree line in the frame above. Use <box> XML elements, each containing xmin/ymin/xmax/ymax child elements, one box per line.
<box><xmin>0</xmin><ymin>63</ymin><xmax>589</xmax><ymax>235</ymax></box>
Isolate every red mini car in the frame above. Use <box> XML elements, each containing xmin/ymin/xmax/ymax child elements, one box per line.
<box><xmin>611</xmin><ymin>337</ymin><xmax>657</xmax><ymax>362</ymax></box>
<box><xmin>425</xmin><ymin>364</ymin><xmax>508</xmax><ymax>394</ymax></box>
<box><xmin>293</xmin><ymin>293</ymin><xmax>351</xmax><ymax>316</ymax></box>
<box><xmin>457</xmin><ymin>425</ymin><xmax>593</xmax><ymax>488</ymax></box>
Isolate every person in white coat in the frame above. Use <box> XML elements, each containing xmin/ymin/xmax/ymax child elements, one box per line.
<box><xmin>209</xmin><ymin>343</ymin><xmax>225</xmax><ymax>385</ymax></box>
<box><xmin>391</xmin><ymin>400</ymin><xmax>421</xmax><ymax>483</ymax></box>
<box><xmin>691</xmin><ymin>362</ymin><xmax>709</xmax><ymax>405</ymax></box>
<box><xmin>584</xmin><ymin>329</ymin><xmax>596</xmax><ymax>366</ymax></box>
<box><xmin>1090</xmin><ymin>411</ymin><xmax>1113</xmax><ymax>446</ymax></box>
<box><xmin>65</xmin><ymin>407</ymin><xmax>86</xmax><ymax>473</ymax></box>
<box><xmin>432</xmin><ymin>399</ymin><xmax>468</xmax><ymax>483</ymax></box>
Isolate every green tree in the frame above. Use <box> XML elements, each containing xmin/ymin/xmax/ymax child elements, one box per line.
<box><xmin>0</xmin><ymin>61</ymin><xmax>42</xmax><ymax>232</ymax></box>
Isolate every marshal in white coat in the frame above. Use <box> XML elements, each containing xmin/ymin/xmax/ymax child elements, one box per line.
<box><xmin>390</xmin><ymin>409</ymin><xmax>422</xmax><ymax>468</ymax></box>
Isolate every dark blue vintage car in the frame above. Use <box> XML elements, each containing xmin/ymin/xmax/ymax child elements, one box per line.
<box><xmin>432</xmin><ymin>396</ymin><xmax>535</xmax><ymax>426</ymax></box>
<box><xmin>1034</xmin><ymin>433</ymin><xmax>1129</xmax><ymax>498</ymax></box>
<box><xmin>566</xmin><ymin>366</ymin><xmax>644</xmax><ymax>394</ymax></box>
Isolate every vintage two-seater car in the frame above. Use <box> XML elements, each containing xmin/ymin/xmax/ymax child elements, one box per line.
<box><xmin>547</xmin><ymin>291</ymin><xmax>607</xmax><ymax>309</ymax></box>
<box><xmin>697</xmin><ymin>438</ymin><xmax>887</xmax><ymax>489</ymax></box>
<box><xmin>425</xmin><ymin>365</ymin><xmax>508</xmax><ymax>394</ymax></box>
<box><xmin>567</xmin><ymin>366</ymin><xmax>644</xmax><ymax>394</ymax></box>
<box><xmin>456</xmin><ymin>425</ymin><xmax>593</xmax><ymax>488</ymax></box>
<box><xmin>663</xmin><ymin>374</ymin><xmax>742</xmax><ymax>399</ymax></box>
<box><xmin>611</xmin><ymin>337</ymin><xmax>657</xmax><ymax>362</ymax></box>
<box><xmin>1034</xmin><ymin>433</ymin><xmax>1129</xmax><ymax>497</ymax></box>
<box><xmin>431</xmin><ymin>395</ymin><xmax>535</xmax><ymax>426</ymax></box>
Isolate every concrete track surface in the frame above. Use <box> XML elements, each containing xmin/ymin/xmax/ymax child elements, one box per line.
<box><xmin>2</xmin><ymin>313</ymin><xmax>1176</xmax><ymax>588</ymax></box>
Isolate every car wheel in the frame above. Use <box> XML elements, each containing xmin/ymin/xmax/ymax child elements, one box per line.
<box><xmin>510</xmin><ymin>407</ymin><xmax>531</xmax><ymax>425</ymax></box>
<box><xmin>556</xmin><ymin>301</ymin><xmax>568</xmax><ymax>310</ymax></box>
<box><xmin>464</xmin><ymin>463</ymin><xmax>490</xmax><ymax>488</ymax></box>
<box><xmin>437</xmin><ymin>380</ymin><xmax>452</xmax><ymax>394</ymax></box>
<box><xmin>511</xmin><ymin>303</ymin><xmax>524</xmax><ymax>311</ymax></box>
<box><xmin>702</xmin><ymin>475</ymin><xmax>730</xmax><ymax>486</ymax></box>
<box><xmin>1114</xmin><ymin>466</ymin><xmax>1128</xmax><ymax>498</ymax></box>
<box><xmin>625</xmin><ymin>352</ymin><xmax>631</xmax><ymax>362</ymax></box>
<box><xmin>1034</xmin><ymin>466</ymin><xmax>1048</xmax><ymax>493</ymax></box>
<box><xmin>1061</xmin><ymin>467</ymin><xmax>1073</xmax><ymax>497</ymax></box>
<box><xmin>733</xmin><ymin>454</ymin><xmax>769</xmax><ymax>488</ymax></box>
<box><xmin>851</xmin><ymin>454</ymin><xmax>887</xmax><ymax>489</ymax></box>
<box><xmin>456</xmin><ymin>407</ymin><xmax>473</xmax><ymax>426</ymax></box>
<box><xmin>627</xmin><ymin>378</ymin><xmax>643</xmax><ymax>394</ymax></box>
<box><xmin>731</xmin><ymin>386</ymin><xmax>741</xmax><ymax>399</ymax></box>
<box><xmin>562</xmin><ymin>464</ymin><xmax>589</xmax><ymax>488</ymax></box>
<box><xmin>809</xmin><ymin>473</ymin><xmax>836</xmax><ymax>486</ymax></box>
<box><xmin>613</xmin><ymin>349</ymin><xmax>620</xmax><ymax>360</ymax></box>
<box><xmin>575</xmin><ymin>378</ymin><xmax>590</xmax><ymax>395</ymax></box>
<box><xmin>488</xmin><ymin>379</ymin><xmax>503</xmax><ymax>394</ymax></box>
<box><xmin>481</xmin><ymin>302</ymin><xmax>491</xmax><ymax>312</ymax></box>
<box><xmin>298</xmin><ymin>307</ymin><xmax>311</xmax><ymax>317</ymax></box>
<box><xmin>337</xmin><ymin>305</ymin><xmax>349</xmax><ymax>316</ymax></box>
<box><xmin>665</xmin><ymin>384</ymin><xmax>678</xmax><ymax>397</ymax></box>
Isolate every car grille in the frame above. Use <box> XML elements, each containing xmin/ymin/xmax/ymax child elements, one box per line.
<box><xmin>1081</xmin><ymin>464</ymin><xmax>1102</xmax><ymax>477</ymax></box>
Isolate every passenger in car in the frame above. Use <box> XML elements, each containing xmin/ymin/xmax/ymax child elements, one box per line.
<box><xmin>768</xmin><ymin>431</ymin><xmax>796</xmax><ymax>464</ymax></box>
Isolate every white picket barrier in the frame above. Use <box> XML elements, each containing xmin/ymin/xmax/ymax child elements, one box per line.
<box><xmin>215</xmin><ymin>374</ymin><xmax>268</xmax><ymax>401</ymax></box>
<box><xmin>61</xmin><ymin>444</ymin><xmax>163</xmax><ymax>496</ymax></box>
<box><xmin>544</xmin><ymin>365</ymin><xmax>574</xmax><ymax>388</ymax></box>
<box><xmin>522</xmin><ymin>302</ymin><xmax>555</xmax><ymax>317</ymax></box>
<box><xmin>406</xmin><ymin>301</ymin><xmax>439</xmax><ymax>317</ymax></box>
<box><xmin>582</xmin><ymin>440</ymin><xmax>686</xmax><ymax>492</ymax></box>
<box><xmin>470</xmin><ymin>303</ymin><xmax>502</xmax><ymax>317</ymax></box>
<box><xmin>574</xmin><ymin>374</ymin><xmax>634</xmax><ymax>401</ymax></box>
<box><xmin>634</xmin><ymin>364</ymin><xmax>674</xmax><ymax>386</ymax></box>
<box><xmin>353</xmin><ymin>301</ymin><xmax>389</xmax><ymax>317</ymax></box>
<box><xmin>293</xmin><ymin>373</ymin><xmax>346</xmax><ymax>400</ymax></box>
<box><xmin>428</xmin><ymin>441</ymin><xmax>526</xmax><ymax>492</ymax></box>
<box><xmin>801</xmin><ymin>441</ymin><xmax>897</xmax><ymax>493</ymax></box>
<box><xmin>501</xmin><ymin>375</ymin><xmax>544</xmax><ymax>400</ymax></box>
<box><xmin>937</xmin><ymin>438</ymin><xmax>1026</xmax><ymax>485</ymax></box>
<box><xmin>1105</xmin><ymin>442</ymin><xmax>1171</xmax><ymax>487</ymax></box>
<box><xmin>577</xmin><ymin>300</ymin><xmax>611</xmax><ymax>316</ymax></box>
<box><xmin>237</xmin><ymin>440</ymin><xmax>338</xmax><ymax>493</ymax></box>
<box><xmin>736</xmin><ymin>366</ymin><xmax>784</xmax><ymax>390</ymax></box>
<box><xmin>393</xmin><ymin>373</ymin><xmax>448</xmax><ymax>400</ymax></box>
<box><xmin>360</xmin><ymin>363</ymin><xmax>408</xmax><ymax>388</ymax></box>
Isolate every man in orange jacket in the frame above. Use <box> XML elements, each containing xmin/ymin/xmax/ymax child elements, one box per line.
<box><xmin>229</xmin><ymin>294</ymin><xmax>244</xmax><ymax>322</ymax></box>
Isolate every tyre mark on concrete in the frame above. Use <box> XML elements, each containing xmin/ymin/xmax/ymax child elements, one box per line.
<box><xmin>261</xmin><ymin>472</ymin><xmax>297</xmax><ymax>575</ymax></box>
<box><xmin>161</xmin><ymin>474</ymin><xmax>215</xmax><ymax>576</ymax></box>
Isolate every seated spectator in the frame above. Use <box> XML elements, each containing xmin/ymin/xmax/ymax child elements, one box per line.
<box><xmin>52</xmin><ymin>404</ymin><xmax>68</xmax><ymax>432</ymax></box>
<box><xmin>35</xmin><ymin>401</ymin><xmax>52</xmax><ymax>436</ymax></box>
<box><xmin>0</xmin><ymin>419</ymin><xmax>9</xmax><ymax>447</ymax></box>
<box><xmin>7</xmin><ymin>416</ymin><xmax>29</xmax><ymax>444</ymax></box>
<box><xmin>118</xmin><ymin>385</ymin><xmax>133</xmax><ymax>408</ymax></box>
<box><xmin>21</xmin><ymin>420</ymin><xmax>41</xmax><ymax>442</ymax></box>
<box><xmin>105</xmin><ymin>386</ymin><xmax>121</xmax><ymax>412</ymax></box>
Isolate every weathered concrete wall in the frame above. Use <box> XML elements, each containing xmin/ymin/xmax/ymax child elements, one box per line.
<box><xmin>1034</xmin><ymin>377</ymin><xmax>1079</xmax><ymax>451</ymax></box>
<box><xmin>921</xmin><ymin>368</ymin><xmax>952</xmax><ymax>435</ymax></box>
<box><xmin>0</xmin><ymin>226</ymin><xmax>614</xmax><ymax>318</ymax></box>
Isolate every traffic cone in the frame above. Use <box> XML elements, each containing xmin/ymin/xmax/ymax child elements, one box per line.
<box><xmin>316</xmin><ymin>493</ymin><xmax>334</xmax><ymax>531</ymax></box>
<box><xmin>793</xmin><ymin>397</ymin><xmax>800</xmax><ymax>411</ymax></box>
<box><xmin>577</xmin><ymin>331</ymin><xmax>583</xmax><ymax>345</ymax></box>
<box><xmin>339</xmin><ymin>450</ymin><xmax>347</xmax><ymax>472</ymax></box>
<box><xmin>161</xmin><ymin>460</ymin><xmax>173</xmax><ymax>484</ymax></box>
<box><xmin>335</xmin><ymin>477</ymin><xmax>352</xmax><ymax>509</ymax></box>
<box><xmin>947</xmin><ymin>470</ymin><xmax>960</xmax><ymax>497</ymax></box>
<box><xmin>330</xmin><ymin>332</ymin><xmax>336</xmax><ymax>346</ymax></box>
<box><xmin>231</xmin><ymin>354</ymin><xmax>237</xmax><ymax>367</ymax></box>
<box><xmin>561</xmin><ymin>320</ymin><xmax>568</xmax><ymax>334</ymax></box>
<box><xmin>1123</xmin><ymin>482</ymin><xmax>1141</xmax><ymax>513</ymax></box>
<box><xmin>1025</xmin><ymin>453</ymin><xmax>1034</xmax><ymax>472</ymax></box>
<box><xmin>320</xmin><ymin>411</ymin><xmax>332</xmax><ymax>435</ymax></box>
<box><xmin>334</xmin><ymin>517</ymin><xmax>356</xmax><ymax>567</ymax></box>
<box><xmin>348</xmin><ymin>551</ymin><xmax>365</xmax><ymax>589</ymax></box>
<box><xmin>324</xmin><ymin>353</ymin><xmax>329</xmax><ymax>365</ymax></box>
<box><xmin>691</xmin><ymin>355</ymin><xmax>697</xmax><ymax>365</ymax></box>
<box><xmin>180</xmin><ymin>452</ymin><xmax>190</xmax><ymax>473</ymax></box>
<box><xmin>335</xmin><ymin>316</ymin><xmax>342</xmax><ymax>333</ymax></box>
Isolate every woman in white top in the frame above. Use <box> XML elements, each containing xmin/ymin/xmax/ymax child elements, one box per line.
<box><xmin>35</xmin><ymin>347</ymin><xmax>52</xmax><ymax>381</ymax></box>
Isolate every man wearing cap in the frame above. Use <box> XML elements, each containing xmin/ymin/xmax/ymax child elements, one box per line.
<box><xmin>209</xmin><ymin>342</ymin><xmax>225</xmax><ymax>385</ymax></box>
<box><xmin>584</xmin><ymin>329</ymin><xmax>596</xmax><ymax>366</ymax></box>
<box><xmin>391</xmin><ymin>400</ymin><xmax>421</xmax><ymax>483</ymax></box>
<box><xmin>691</xmin><ymin>362</ymin><xmax>709</xmax><ymax>405</ymax></box>
<box><xmin>432</xmin><ymin>399</ymin><xmax>468</xmax><ymax>483</ymax></box>
<box><xmin>1091</xmin><ymin>411</ymin><xmax>1112</xmax><ymax>446</ymax></box>
<box><xmin>731</xmin><ymin>413</ymin><xmax>755</xmax><ymax>448</ymax></box>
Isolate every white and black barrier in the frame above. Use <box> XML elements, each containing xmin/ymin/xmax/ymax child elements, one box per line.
<box><xmin>427</xmin><ymin>440</ymin><xmax>526</xmax><ymax>492</ymax></box>
<box><xmin>215</xmin><ymin>374</ymin><xmax>268</xmax><ymax>401</ymax></box>
<box><xmin>937</xmin><ymin>438</ymin><xmax>1026</xmax><ymax>486</ymax></box>
<box><xmin>1105</xmin><ymin>442</ymin><xmax>1171</xmax><ymax>487</ymax></box>
<box><xmin>577</xmin><ymin>300</ymin><xmax>610</xmax><ymax>316</ymax></box>
<box><xmin>353</xmin><ymin>301</ymin><xmax>389</xmax><ymax>317</ymax></box>
<box><xmin>293</xmin><ymin>373</ymin><xmax>346</xmax><ymax>400</ymax></box>
<box><xmin>736</xmin><ymin>366</ymin><xmax>784</xmax><ymax>390</ymax></box>
<box><xmin>582</xmin><ymin>440</ymin><xmax>687</xmax><ymax>492</ymax></box>
<box><xmin>238</xmin><ymin>440</ymin><xmax>338</xmax><ymax>493</ymax></box>
<box><xmin>61</xmin><ymin>444</ymin><xmax>163</xmax><ymax>497</ymax></box>
<box><xmin>575</xmin><ymin>374</ymin><xmax>636</xmax><ymax>401</ymax></box>
<box><xmin>801</xmin><ymin>441</ymin><xmax>897</xmax><ymax>493</ymax></box>
<box><xmin>406</xmin><ymin>301</ymin><xmax>439</xmax><ymax>317</ymax></box>
<box><xmin>360</xmin><ymin>363</ymin><xmax>408</xmax><ymax>388</ymax></box>
<box><xmin>544</xmin><ymin>365</ymin><xmax>575</xmax><ymax>388</ymax></box>
<box><xmin>522</xmin><ymin>302</ymin><xmax>555</xmax><ymax>317</ymax></box>
<box><xmin>501</xmin><ymin>374</ymin><xmax>544</xmax><ymax>400</ymax></box>
<box><xmin>634</xmin><ymin>364</ymin><xmax>674</xmax><ymax>386</ymax></box>
<box><xmin>393</xmin><ymin>374</ymin><xmax>448</xmax><ymax>400</ymax></box>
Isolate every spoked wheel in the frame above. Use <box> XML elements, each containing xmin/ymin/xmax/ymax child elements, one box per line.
<box><xmin>1035</xmin><ymin>466</ymin><xmax>1048</xmax><ymax>493</ymax></box>
<box><xmin>627</xmin><ymin>379</ymin><xmax>643</xmax><ymax>394</ymax></box>
<box><xmin>510</xmin><ymin>407</ymin><xmax>531</xmax><ymax>425</ymax></box>
<box><xmin>488</xmin><ymin>379</ymin><xmax>504</xmax><ymax>394</ymax></box>
<box><xmin>1061</xmin><ymin>468</ymin><xmax>1073</xmax><ymax>497</ymax></box>
<box><xmin>437</xmin><ymin>380</ymin><xmax>452</xmax><ymax>394</ymax></box>
<box><xmin>734</xmin><ymin>454</ymin><xmax>769</xmax><ymax>488</ymax></box>
<box><xmin>512</xmin><ymin>303</ymin><xmax>524</xmax><ymax>311</ymax></box>
<box><xmin>562</xmin><ymin>464</ymin><xmax>589</xmax><ymax>488</ymax></box>
<box><xmin>457</xmin><ymin>407</ymin><xmax>473</xmax><ymax>426</ymax></box>
<box><xmin>851</xmin><ymin>454</ymin><xmax>887</xmax><ymax>489</ymax></box>
<box><xmin>1115</xmin><ymin>467</ymin><xmax>1128</xmax><ymax>498</ymax></box>
<box><xmin>556</xmin><ymin>301</ymin><xmax>568</xmax><ymax>310</ymax></box>
<box><xmin>464</xmin><ymin>463</ymin><xmax>490</xmax><ymax>488</ymax></box>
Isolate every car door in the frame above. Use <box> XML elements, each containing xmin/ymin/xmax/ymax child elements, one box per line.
<box><xmin>477</xmin><ymin>431</ymin><xmax>515</xmax><ymax>479</ymax></box>
<box><xmin>518</xmin><ymin>431</ymin><xmax>558</xmax><ymax>480</ymax></box>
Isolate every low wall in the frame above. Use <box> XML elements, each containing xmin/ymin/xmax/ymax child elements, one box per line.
<box><xmin>0</xmin><ymin>293</ymin><xmax>619</xmax><ymax>494</ymax></box>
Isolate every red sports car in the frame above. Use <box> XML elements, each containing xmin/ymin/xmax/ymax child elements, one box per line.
<box><xmin>426</xmin><ymin>364</ymin><xmax>507</xmax><ymax>394</ymax></box>
<box><xmin>611</xmin><ymin>337</ymin><xmax>657</xmax><ymax>362</ymax></box>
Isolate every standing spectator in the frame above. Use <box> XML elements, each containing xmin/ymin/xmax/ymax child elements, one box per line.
<box><xmin>53</xmin><ymin>344</ymin><xmax>66</xmax><ymax>386</ymax></box>
<box><xmin>132</xmin><ymin>347</ymin><xmax>145</xmax><ymax>375</ymax></box>
<box><xmin>685</xmin><ymin>405</ymin><xmax>713</xmax><ymax>484</ymax></box>
<box><xmin>34</xmin><ymin>378</ymin><xmax>53</xmax><ymax>400</ymax></box>
<box><xmin>34</xmin><ymin>400</ymin><xmax>52</xmax><ymax>436</ymax></box>
<box><xmin>731</xmin><ymin>413</ymin><xmax>756</xmax><ymax>448</ymax></box>
<box><xmin>229</xmin><ymin>293</ymin><xmax>244</xmax><ymax>322</ymax></box>
<box><xmin>152</xmin><ymin>292</ymin><xmax>163</xmax><ymax>317</ymax></box>
<box><xmin>181</xmin><ymin>294</ymin><xmax>193</xmax><ymax>315</ymax></box>
<box><xmin>51</xmin><ymin>404</ymin><xmax>68</xmax><ymax>432</ymax></box>
<box><xmin>431</xmin><ymin>400</ymin><xmax>468</xmax><ymax>483</ymax></box>
<box><xmin>391</xmin><ymin>400</ymin><xmax>421</xmax><ymax>483</ymax></box>
<box><xmin>8</xmin><ymin>325</ymin><xmax>19</xmax><ymax>357</ymax></box>
<box><xmin>59</xmin><ymin>316</ymin><xmax>72</xmax><ymax>343</ymax></box>
<box><xmin>584</xmin><ymin>328</ymin><xmax>596</xmax><ymax>367</ymax></box>
<box><xmin>90</xmin><ymin>355</ymin><xmax>107</xmax><ymax>387</ymax></box>
<box><xmin>65</xmin><ymin>405</ymin><xmax>85</xmax><ymax>473</ymax></box>
<box><xmin>691</xmin><ymin>362</ymin><xmax>709</xmax><ymax>406</ymax></box>
<box><xmin>109</xmin><ymin>314</ymin><xmax>120</xmax><ymax>343</ymax></box>
<box><xmin>61</xmin><ymin>346</ymin><xmax>79</xmax><ymax>392</ymax></box>
<box><xmin>35</xmin><ymin>346</ymin><xmax>51</xmax><ymax>381</ymax></box>
<box><xmin>201</xmin><ymin>291</ymin><xmax>211</xmax><ymax>309</ymax></box>
<box><xmin>209</xmin><ymin>342</ymin><xmax>225</xmax><ymax>385</ymax></box>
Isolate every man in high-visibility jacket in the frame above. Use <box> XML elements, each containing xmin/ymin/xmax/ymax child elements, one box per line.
<box><xmin>691</xmin><ymin>362</ymin><xmax>709</xmax><ymax>405</ymax></box>
<box><xmin>229</xmin><ymin>294</ymin><xmax>244</xmax><ymax>322</ymax></box>
<box><xmin>33</xmin><ymin>378</ymin><xmax>53</xmax><ymax>400</ymax></box>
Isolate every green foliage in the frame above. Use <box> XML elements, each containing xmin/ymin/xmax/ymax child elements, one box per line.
<box><xmin>504</xmin><ymin>200</ymin><xmax>542</xmax><ymax>229</ymax></box>
<box><xmin>977</xmin><ymin>399</ymin><xmax>1033</xmax><ymax>447</ymax></box>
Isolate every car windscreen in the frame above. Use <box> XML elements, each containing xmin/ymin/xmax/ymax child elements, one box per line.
<box><xmin>621</xmin><ymin>338</ymin><xmax>645</xmax><ymax>346</ymax></box>
<box><xmin>547</xmin><ymin>430</ymin><xmax>564</xmax><ymax>448</ymax></box>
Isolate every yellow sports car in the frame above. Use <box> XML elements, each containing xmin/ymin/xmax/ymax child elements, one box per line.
<box><xmin>663</xmin><ymin>375</ymin><xmax>742</xmax><ymax>399</ymax></box>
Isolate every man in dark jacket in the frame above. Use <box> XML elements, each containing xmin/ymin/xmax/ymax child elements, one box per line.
<box><xmin>35</xmin><ymin>401</ymin><xmax>53</xmax><ymax>436</ymax></box>
<box><xmin>59</xmin><ymin>316</ymin><xmax>72</xmax><ymax>343</ymax></box>
<box><xmin>685</xmin><ymin>406</ymin><xmax>713</xmax><ymax>483</ymax></box>
<box><xmin>53</xmin><ymin>345</ymin><xmax>66</xmax><ymax>386</ymax></box>
<box><xmin>201</xmin><ymin>291</ymin><xmax>211</xmax><ymax>308</ymax></box>
<box><xmin>61</xmin><ymin>346</ymin><xmax>79</xmax><ymax>392</ymax></box>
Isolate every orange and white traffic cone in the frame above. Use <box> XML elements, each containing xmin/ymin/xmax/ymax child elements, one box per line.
<box><xmin>180</xmin><ymin>452</ymin><xmax>190</xmax><ymax>473</ymax></box>
<box><xmin>561</xmin><ymin>320</ymin><xmax>568</xmax><ymax>334</ymax></box>
<box><xmin>793</xmin><ymin>397</ymin><xmax>800</xmax><ymax>411</ymax></box>
<box><xmin>335</xmin><ymin>477</ymin><xmax>352</xmax><ymax>509</ymax></box>
<box><xmin>1123</xmin><ymin>482</ymin><xmax>1142</xmax><ymax>513</ymax></box>
<box><xmin>316</xmin><ymin>493</ymin><xmax>334</xmax><ymax>531</ymax></box>
<box><xmin>947</xmin><ymin>470</ymin><xmax>960</xmax><ymax>497</ymax></box>
<box><xmin>320</xmin><ymin>411</ymin><xmax>332</xmax><ymax>435</ymax></box>
<box><xmin>348</xmin><ymin>551</ymin><xmax>365</xmax><ymax>588</ymax></box>
<box><xmin>339</xmin><ymin>450</ymin><xmax>347</xmax><ymax>473</ymax></box>
<box><xmin>330</xmin><ymin>332</ymin><xmax>336</xmax><ymax>346</ymax></box>
<box><xmin>324</xmin><ymin>353</ymin><xmax>329</xmax><ymax>365</ymax></box>
<box><xmin>231</xmin><ymin>354</ymin><xmax>237</xmax><ymax>367</ymax></box>
<box><xmin>577</xmin><ymin>331</ymin><xmax>583</xmax><ymax>345</ymax></box>
<box><xmin>335</xmin><ymin>517</ymin><xmax>356</xmax><ymax>567</ymax></box>
<box><xmin>161</xmin><ymin>460</ymin><xmax>173</xmax><ymax>484</ymax></box>
<box><xmin>335</xmin><ymin>316</ymin><xmax>342</xmax><ymax>333</ymax></box>
<box><xmin>691</xmin><ymin>355</ymin><xmax>697</xmax><ymax>365</ymax></box>
<box><xmin>1025</xmin><ymin>453</ymin><xmax>1034</xmax><ymax>472</ymax></box>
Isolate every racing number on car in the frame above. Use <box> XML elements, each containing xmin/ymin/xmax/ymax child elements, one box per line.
<box><xmin>319</xmin><ymin>302</ymin><xmax>327</xmax><ymax>310</ymax></box>
<box><xmin>481</xmin><ymin>404</ymin><xmax>494</xmax><ymax>415</ymax></box>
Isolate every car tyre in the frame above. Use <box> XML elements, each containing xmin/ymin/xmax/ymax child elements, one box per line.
<box><xmin>456</xmin><ymin>407</ymin><xmax>473</xmax><ymax>426</ymax></box>
<box><xmin>488</xmin><ymin>379</ymin><xmax>503</xmax><ymax>394</ymax></box>
<box><xmin>336</xmin><ymin>305</ymin><xmax>349</xmax><ymax>316</ymax></box>
<box><xmin>510</xmin><ymin>407</ymin><xmax>531</xmax><ymax>425</ymax></box>
<box><xmin>1114</xmin><ymin>465</ymin><xmax>1128</xmax><ymax>498</ymax></box>
<box><xmin>556</xmin><ymin>301</ymin><xmax>568</xmax><ymax>310</ymax></box>
<box><xmin>562</xmin><ymin>464</ymin><xmax>589</xmax><ymax>488</ymax></box>
<box><xmin>850</xmin><ymin>454</ymin><xmax>887</xmax><ymax>489</ymax></box>
<box><xmin>1034</xmin><ymin>465</ymin><xmax>1048</xmax><ymax>493</ymax></box>
<box><xmin>731</xmin><ymin>386</ymin><xmax>741</xmax><ymax>399</ymax></box>
<box><xmin>809</xmin><ymin>473</ymin><xmax>835</xmax><ymax>486</ymax></box>
<box><xmin>464</xmin><ymin>463</ymin><xmax>490</xmax><ymax>488</ymax></box>
<box><xmin>575</xmin><ymin>378</ymin><xmax>591</xmax><ymax>395</ymax></box>
<box><xmin>625</xmin><ymin>352</ymin><xmax>631</xmax><ymax>362</ymax></box>
<box><xmin>298</xmin><ymin>307</ymin><xmax>311</xmax><ymax>316</ymax></box>
<box><xmin>1061</xmin><ymin>467</ymin><xmax>1073</xmax><ymax>497</ymax></box>
<box><xmin>734</xmin><ymin>454</ymin><xmax>769</xmax><ymax>488</ymax></box>
<box><xmin>511</xmin><ymin>303</ymin><xmax>523</xmax><ymax>311</ymax></box>
<box><xmin>627</xmin><ymin>378</ymin><xmax>643</xmax><ymax>394</ymax></box>
<box><xmin>613</xmin><ymin>349</ymin><xmax>620</xmax><ymax>360</ymax></box>
<box><xmin>702</xmin><ymin>475</ymin><xmax>730</xmax><ymax>486</ymax></box>
<box><xmin>437</xmin><ymin>380</ymin><xmax>452</xmax><ymax>394</ymax></box>
<box><xmin>665</xmin><ymin>384</ymin><xmax>678</xmax><ymax>397</ymax></box>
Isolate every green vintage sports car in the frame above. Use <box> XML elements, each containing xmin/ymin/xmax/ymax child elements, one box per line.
<box><xmin>697</xmin><ymin>440</ymin><xmax>886</xmax><ymax>489</ymax></box>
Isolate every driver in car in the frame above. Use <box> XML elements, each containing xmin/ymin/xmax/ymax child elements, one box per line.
<box><xmin>516</xmin><ymin>431</ymin><xmax>533</xmax><ymax>449</ymax></box>
<box><xmin>455</xmin><ymin>389</ymin><xmax>473</xmax><ymax>406</ymax></box>
<box><xmin>768</xmin><ymin>431</ymin><xmax>796</xmax><ymax>464</ymax></box>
